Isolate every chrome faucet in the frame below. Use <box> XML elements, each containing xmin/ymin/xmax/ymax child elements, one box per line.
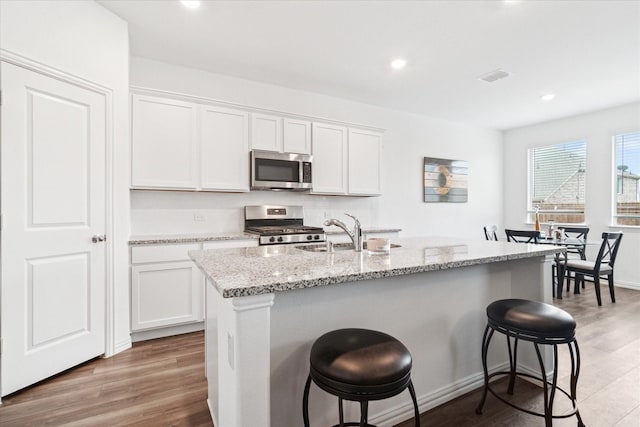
<box><xmin>324</xmin><ymin>213</ymin><xmax>363</xmax><ymax>252</ymax></box>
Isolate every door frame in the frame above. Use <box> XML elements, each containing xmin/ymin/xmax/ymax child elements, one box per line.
<box><xmin>0</xmin><ymin>49</ymin><xmax>117</xmax><ymax>399</ymax></box>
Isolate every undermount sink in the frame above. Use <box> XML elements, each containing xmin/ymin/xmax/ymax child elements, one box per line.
<box><xmin>296</xmin><ymin>242</ymin><xmax>402</xmax><ymax>253</ymax></box>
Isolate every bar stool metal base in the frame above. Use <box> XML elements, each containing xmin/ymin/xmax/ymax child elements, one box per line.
<box><xmin>303</xmin><ymin>373</ymin><xmax>420</xmax><ymax>427</ymax></box>
<box><xmin>475</xmin><ymin>323</ymin><xmax>585</xmax><ymax>427</ymax></box>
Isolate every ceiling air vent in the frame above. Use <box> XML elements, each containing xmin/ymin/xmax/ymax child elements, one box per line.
<box><xmin>478</xmin><ymin>69</ymin><xmax>511</xmax><ymax>83</ymax></box>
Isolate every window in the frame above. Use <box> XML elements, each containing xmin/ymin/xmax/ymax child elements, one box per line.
<box><xmin>528</xmin><ymin>140</ymin><xmax>586</xmax><ymax>224</ymax></box>
<box><xmin>614</xmin><ymin>131</ymin><xmax>640</xmax><ymax>226</ymax></box>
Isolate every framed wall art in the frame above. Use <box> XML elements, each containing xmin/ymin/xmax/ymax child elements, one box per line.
<box><xmin>423</xmin><ymin>157</ymin><xmax>468</xmax><ymax>202</ymax></box>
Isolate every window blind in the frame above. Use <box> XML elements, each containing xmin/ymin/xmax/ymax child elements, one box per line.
<box><xmin>528</xmin><ymin>140</ymin><xmax>586</xmax><ymax>223</ymax></box>
<box><xmin>614</xmin><ymin>131</ymin><xmax>640</xmax><ymax>225</ymax></box>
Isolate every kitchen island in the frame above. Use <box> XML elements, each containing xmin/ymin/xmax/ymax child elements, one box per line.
<box><xmin>189</xmin><ymin>237</ymin><xmax>562</xmax><ymax>427</ymax></box>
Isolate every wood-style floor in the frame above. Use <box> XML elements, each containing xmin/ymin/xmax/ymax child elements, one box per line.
<box><xmin>396</xmin><ymin>285</ymin><xmax>640</xmax><ymax>427</ymax></box>
<box><xmin>0</xmin><ymin>286</ymin><xmax>638</xmax><ymax>426</ymax></box>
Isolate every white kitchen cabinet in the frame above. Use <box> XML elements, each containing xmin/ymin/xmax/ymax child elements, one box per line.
<box><xmin>312</xmin><ymin>124</ymin><xmax>382</xmax><ymax>196</ymax></box>
<box><xmin>283</xmin><ymin>118</ymin><xmax>312</xmax><ymax>154</ymax></box>
<box><xmin>250</xmin><ymin>113</ymin><xmax>282</xmax><ymax>152</ymax></box>
<box><xmin>311</xmin><ymin>122</ymin><xmax>348</xmax><ymax>194</ymax></box>
<box><xmin>348</xmin><ymin>128</ymin><xmax>382</xmax><ymax>196</ymax></box>
<box><xmin>130</xmin><ymin>238</ymin><xmax>258</xmax><ymax>341</ymax></box>
<box><xmin>130</xmin><ymin>243</ymin><xmax>203</xmax><ymax>333</ymax></box>
<box><xmin>250</xmin><ymin>115</ymin><xmax>311</xmax><ymax>155</ymax></box>
<box><xmin>131</xmin><ymin>94</ymin><xmax>198</xmax><ymax>189</ymax></box>
<box><xmin>200</xmin><ymin>105</ymin><xmax>250</xmax><ymax>191</ymax></box>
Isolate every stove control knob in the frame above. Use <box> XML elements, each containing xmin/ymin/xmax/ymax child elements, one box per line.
<box><xmin>277</xmin><ymin>237</ymin><xmax>284</xmax><ymax>242</ymax></box>
<box><xmin>269</xmin><ymin>237</ymin><xmax>276</xmax><ymax>243</ymax></box>
<box><xmin>306</xmin><ymin>235</ymin><xmax>313</xmax><ymax>241</ymax></box>
<box><xmin>314</xmin><ymin>235</ymin><xmax>320</xmax><ymax>240</ymax></box>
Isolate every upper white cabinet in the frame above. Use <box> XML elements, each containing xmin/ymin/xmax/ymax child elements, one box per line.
<box><xmin>131</xmin><ymin>94</ymin><xmax>249</xmax><ymax>192</ymax></box>
<box><xmin>311</xmin><ymin>123</ymin><xmax>348</xmax><ymax>195</ymax></box>
<box><xmin>348</xmin><ymin>128</ymin><xmax>382</xmax><ymax>196</ymax></box>
<box><xmin>312</xmin><ymin>123</ymin><xmax>382</xmax><ymax>196</ymax></box>
<box><xmin>250</xmin><ymin>113</ymin><xmax>282</xmax><ymax>152</ymax></box>
<box><xmin>131</xmin><ymin>92</ymin><xmax>382</xmax><ymax>195</ymax></box>
<box><xmin>201</xmin><ymin>105</ymin><xmax>250</xmax><ymax>192</ymax></box>
<box><xmin>283</xmin><ymin>118</ymin><xmax>312</xmax><ymax>154</ymax></box>
<box><xmin>250</xmin><ymin>114</ymin><xmax>311</xmax><ymax>154</ymax></box>
<box><xmin>131</xmin><ymin>95</ymin><xmax>198</xmax><ymax>189</ymax></box>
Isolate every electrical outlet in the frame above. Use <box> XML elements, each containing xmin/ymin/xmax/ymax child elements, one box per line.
<box><xmin>227</xmin><ymin>332</ymin><xmax>235</xmax><ymax>369</ymax></box>
<box><xmin>193</xmin><ymin>213</ymin><xmax>205</xmax><ymax>222</ymax></box>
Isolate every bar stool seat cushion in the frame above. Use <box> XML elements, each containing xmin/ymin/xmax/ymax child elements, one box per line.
<box><xmin>309</xmin><ymin>328</ymin><xmax>412</xmax><ymax>395</ymax></box>
<box><xmin>487</xmin><ymin>299</ymin><xmax>576</xmax><ymax>339</ymax></box>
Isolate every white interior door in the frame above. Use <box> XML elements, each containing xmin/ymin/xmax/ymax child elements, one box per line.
<box><xmin>1</xmin><ymin>61</ymin><xmax>107</xmax><ymax>396</ymax></box>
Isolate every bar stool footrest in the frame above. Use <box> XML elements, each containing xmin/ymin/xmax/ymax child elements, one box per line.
<box><xmin>330</xmin><ymin>423</ymin><xmax>376</xmax><ymax>427</ymax></box>
<box><xmin>485</xmin><ymin>371</ymin><xmax>580</xmax><ymax>420</ymax></box>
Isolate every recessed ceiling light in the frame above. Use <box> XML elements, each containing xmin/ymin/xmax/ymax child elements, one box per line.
<box><xmin>541</xmin><ymin>93</ymin><xmax>556</xmax><ymax>101</ymax></box>
<box><xmin>181</xmin><ymin>0</ymin><xmax>201</xmax><ymax>9</ymax></box>
<box><xmin>391</xmin><ymin>58</ymin><xmax>407</xmax><ymax>70</ymax></box>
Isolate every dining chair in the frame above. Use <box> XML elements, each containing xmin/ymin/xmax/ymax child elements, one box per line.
<box><xmin>555</xmin><ymin>227</ymin><xmax>589</xmax><ymax>293</ymax></box>
<box><xmin>505</xmin><ymin>229</ymin><xmax>540</xmax><ymax>244</ymax></box>
<box><xmin>565</xmin><ymin>232</ymin><xmax>623</xmax><ymax>306</ymax></box>
<box><xmin>483</xmin><ymin>225</ymin><xmax>499</xmax><ymax>241</ymax></box>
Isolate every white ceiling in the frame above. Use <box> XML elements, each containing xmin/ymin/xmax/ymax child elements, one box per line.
<box><xmin>98</xmin><ymin>0</ymin><xmax>640</xmax><ymax>130</ymax></box>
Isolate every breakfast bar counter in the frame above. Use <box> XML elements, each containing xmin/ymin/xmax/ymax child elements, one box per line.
<box><xmin>189</xmin><ymin>238</ymin><xmax>562</xmax><ymax>427</ymax></box>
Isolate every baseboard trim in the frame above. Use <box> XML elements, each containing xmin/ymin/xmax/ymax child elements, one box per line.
<box><xmin>207</xmin><ymin>398</ymin><xmax>218</xmax><ymax>427</ymax></box>
<box><xmin>112</xmin><ymin>338</ymin><xmax>132</xmax><ymax>356</ymax></box>
<box><xmin>615</xmin><ymin>281</ymin><xmax>640</xmax><ymax>291</ymax></box>
<box><xmin>369</xmin><ymin>362</ymin><xmax>510</xmax><ymax>427</ymax></box>
<box><xmin>131</xmin><ymin>321</ymin><xmax>204</xmax><ymax>343</ymax></box>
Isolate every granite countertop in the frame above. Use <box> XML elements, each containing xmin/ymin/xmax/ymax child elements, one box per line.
<box><xmin>128</xmin><ymin>228</ymin><xmax>401</xmax><ymax>245</ymax></box>
<box><xmin>325</xmin><ymin>227</ymin><xmax>401</xmax><ymax>235</ymax></box>
<box><xmin>189</xmin><ymin>237</ymin><xmax>563</xmax><ymax>298</ymax></box>
<box><xmin>129</xmin><ymin>232</ymin><xmax>258</xmax><ymax>245</ymax></box>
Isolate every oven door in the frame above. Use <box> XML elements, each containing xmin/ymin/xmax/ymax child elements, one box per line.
<box><xmin>251</xmin><ymin>150</ymin><xmax>312</xmax><ymax>190</ymax></box>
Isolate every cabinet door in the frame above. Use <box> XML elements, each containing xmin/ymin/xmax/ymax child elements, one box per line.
<box><xmin>348</xmin><ymin>129</ymin><xmax>382</xmax><ymax>196</ymax></box>
<box><xmin>250</xmin><ymin>113</ymin><xmax>282</xmax><ymax>152</ymax></box>
<box><xmin>200</xmin><ymin>105</ymin><xmax>250</xmax><ymax>191</ymax></box>
<box><xmin>283</xmin><ymin>118</ymin><xmax>311</xmax><ymax>154</ymax></box>
<box><xmin>131</xmin><ymin>261</ymin><xmax>204</xmax><ymax>331</ymax></box>
<box><xmin>311</xmin><ymin>123</ymin><xmax>348</xmax><ymax>195</ymax></box>
<box><xmin>131</xmin><ymin>95</ymin><xmax>198</xmax><ymax>189</ymax></box>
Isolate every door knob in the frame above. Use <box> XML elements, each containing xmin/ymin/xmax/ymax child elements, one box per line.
<box><xmin>92</xmin><ymin>234</ymin><xmax>106</xmax><ymax>243</ymax></box>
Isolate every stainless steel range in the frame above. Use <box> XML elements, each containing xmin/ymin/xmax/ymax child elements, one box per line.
<box><xmin>245</xmin><ymin>205</ymin><xmax>326</xmax><ymax>245</ymax></box>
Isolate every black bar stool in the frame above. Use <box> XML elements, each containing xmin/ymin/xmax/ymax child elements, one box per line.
<box><xmin>476</xmin><ymin>299</ymin><xmax>585</xmax><ymax>427</ymax></box>
<box><xmin>302</xmin><ymin>328</ymin><xmax>420</xmax><ymax>427</ymax></box>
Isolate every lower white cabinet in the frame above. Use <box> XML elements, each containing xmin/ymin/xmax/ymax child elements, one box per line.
<box><xmin>130</xmin><ymin>243</ymin><xmax>203</xmax><ymax>333</ymax></box>
<box><xmin>131</xmin><ymin>261</ymin><xmax>203</xmax><ymax>331</ymax></box>
<box><xmin>130</xmin><ymin>239</ymin><xmax>258</xmax><ymax>341</ymax></box>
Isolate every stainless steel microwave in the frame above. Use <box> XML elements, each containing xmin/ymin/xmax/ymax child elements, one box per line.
<box><xmin>250</xmin><ymin>150</ymin><xmax>313</xmax><ymax>191</ymax></box>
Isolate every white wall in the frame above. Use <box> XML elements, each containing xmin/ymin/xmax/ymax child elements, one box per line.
<box><xmin>504</xmin><ymin>102</ymin><xmax>640</xmax><ymax>288</ymax></box>
<box><xmin>0</xmin><ymin>0</ymin><xmax>131</xmax><ymax>352</ymax></box>
<box><xmin>130</xmin><ymin>57</ymin><xmax>504</xmax><ymax>239</ymax></box>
